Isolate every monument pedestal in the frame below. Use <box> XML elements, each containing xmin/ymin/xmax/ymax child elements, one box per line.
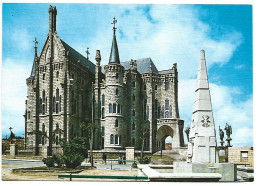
<box><xmin>174</xmin><ymin>162</ymin><xmax>237</xmax><ymax>182</ymax></box>
<box><xmin>10</xmin><ymin>144</ymin><xmax>18</xmax><ymax>158</ymax></box>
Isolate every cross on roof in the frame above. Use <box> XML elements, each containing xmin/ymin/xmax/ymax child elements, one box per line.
<box><xmin>85</xmin><ymin>47</ymin><xmax>90</xmax><ymax>59</ymax></box>
<box><xmin>33</xmin><ymin>37</ymin><xmax>38</xmax><ymax>48</ymax></box>
<box><xmin>9</xmin><ymin>127</ymin><xmax>13</xmax><ymax>131</ymax></box>
<box><xmin>111</xmin><ymin>17</ymin><xmax>117</xmax><ymax>34</ymax></box>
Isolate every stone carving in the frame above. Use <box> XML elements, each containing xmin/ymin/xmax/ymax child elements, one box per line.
<box><xmin>224</xmin><ymin>123</ymin><xmax>232</xmax><ymax>147</ymax></box>
<box><xmin>219</xmin><ymin>126</ymin><xmax>224</xmax><ymax>147</ymax></box>
<box><xmin>201</xmin><ymin>115</ymin><xmax>210</xmax><ymax>127</ymax></box>
<box><xmin>184</xmin><ymin>127</ymin><xmax>190</xmax><ymax>142</ymax></box>
<box><xmin>9</xmin><ymin>127</ymin><xmax>15</xmax><ymax>144</ymax></box>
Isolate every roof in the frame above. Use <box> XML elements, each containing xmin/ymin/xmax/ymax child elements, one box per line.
<box><xmin>158</xmin><ymin>69</ymin><xmax>173</xmax><ymax>74</ymax></box>
<box><xmin>61</xmin><ymin>40</ymin><xmax>95</xmax><ymax>74</ymax></box>
<box><xmin>30</xmin><ymin>57</ymin><xmax>37</xmax><ymax>78</ymax></box>
<box><xmin>121</xmin><ymin>58</ymin><xmax>159</xmax><ymax>74</ymax></box>
<box><xmin>109</xmin><ymin>34</ymin><xmax>120</xmax><ymax>64</ymax></box>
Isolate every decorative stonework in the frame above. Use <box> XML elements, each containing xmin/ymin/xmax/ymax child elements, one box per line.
<box><xmin>201</xmin><ymin>115</ymin><xmax>210</xmax><ymax>127</ymax></box>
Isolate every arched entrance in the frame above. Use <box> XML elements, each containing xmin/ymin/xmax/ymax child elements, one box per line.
<box><xmin>156</xmin><ymin>125</ymin><xmax>173</xmax><ymax>150</ymax></box>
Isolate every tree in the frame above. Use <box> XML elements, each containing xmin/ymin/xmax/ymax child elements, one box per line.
<box><xmin>80</xmin><ymin>121</ymin><xmax>98</xmax><ymax>168</ymax></box>
<box><xmin>140</xmin><ymin>120</ymin><xmax>150</xmax><ymax>160</ymax></box>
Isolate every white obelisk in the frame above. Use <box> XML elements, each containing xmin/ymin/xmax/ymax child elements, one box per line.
<box><xmin>187</xmin><ymin>50</ymin><xmax>218</xmax><ymax>164</ymax></box>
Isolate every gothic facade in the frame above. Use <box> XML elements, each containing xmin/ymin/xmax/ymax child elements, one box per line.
<box><xmin>24</xmin><ymin>5</ymin><xmax>184</xmax><ymax>156</ymax></box>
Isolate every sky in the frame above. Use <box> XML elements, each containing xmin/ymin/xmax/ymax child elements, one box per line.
<box><xmin>1</xmin><ymin>3</ymin><xmax>253</xmax><ymax>146</ymax></box>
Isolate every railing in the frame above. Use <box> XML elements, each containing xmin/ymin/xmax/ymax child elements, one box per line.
<box><xmin>58</xmin><ymin>174</ymin><xmax>148</xmax><ymax>181</ymax></box>
<box><xmin>92</xmin><ymin>159</ymin><xmax>136</xmax><ymax>170</ymax></box>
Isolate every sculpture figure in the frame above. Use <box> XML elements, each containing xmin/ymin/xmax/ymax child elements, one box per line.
<box><xmin>219</xmin><ymin>126</ymin><xmax>224</xmax><ymax>147</ymax></box>
<box><xmin>224</xmin><ymin>123</ymin><xmax>232</xmax><ymax>147</ymax></box>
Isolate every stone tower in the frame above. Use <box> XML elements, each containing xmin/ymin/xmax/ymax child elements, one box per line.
<box><xmin>187</xmin><ymin>50</ymin><xmax>218</xmax><ymax>163</ymax></box>
<box><xmin>102</xmin><ymin>17</ymin><xmax>126</xmax><ymax>150</ymax></box>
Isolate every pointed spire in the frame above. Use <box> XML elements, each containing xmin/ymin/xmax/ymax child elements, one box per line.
<box><xmin>30</xmin><ymin>38</ymin><xmax>38</xmax><ymax>78</ymax></box>
<box><xmin>109</xmin><ymin>17</ymin><xmax>120</xmax><ymax>64</ymax></box>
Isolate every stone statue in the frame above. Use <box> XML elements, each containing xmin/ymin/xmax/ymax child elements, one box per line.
<box><xmin>184</xmin><ymin>127</ymin><xmax>190</xmax><ymax>142</ymax></box>
<box><xmin>224</xmin><ymin>123</ymin><xmax>232</xmax><ymax>147</ymax></box>
<box><xmin>219</xmin><ymin>126</ymin><xmax>224</xmax><ymax>147</ymax></box>
<box><xmin>9</xmin><ymin>127</ymin><xmax>15</xmax><ymax>144</ymax></box>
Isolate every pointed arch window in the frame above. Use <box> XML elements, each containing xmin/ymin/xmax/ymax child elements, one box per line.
<box><xmin>102</xmin><ymin>94</ymin><xmax>105</xmax><ymax>106</ymax></box>
<box><xmin>59</xmin><ymin>96</ymin><xmax>62</xmax><ymax>112</ymax></box>
<box><xmin>165</xmin><ymin>99</ymin><xmax>169</xmax><ymax>110</ymax></box>
<box><xmin>42</xmin><ymin>104</ymin><xmax>45</xmax><ymax>115</ymax></box>
<box><xmin>116</xmin><ymin>73</ymin><xmax>119</xmax><ymax>79</ymax></box>
<box><xmin>115</xmin><ymin>135</ymin><xmax>119</xmax><ymax>144</ymax></box>
<box><xmin>53</xmin><ymin>96</ymin><xmax>56</xmax><ymax>113</ymax></box>
<box><xmin>110</xmin><ymin>134</ymin><xmax>114</xmax><ymax>144</ymax></box>
<box><xmin>43</xmin><ymin>73</ymin><xmax>45</xmax><ymax>80</ymax></box>
<box><xmin>56</xmin><ymin>88</ymin><xmax>59</xmax><ymax>101</ymax></box>
<box><xmin>132</xmin><ymin>81</ymin><xmax>135</xmax><ymax>87</ymax></box>
<box><xmin>56</xmin><ymin>103</ymin><xmax>59</xmax><ymax>113</ymax></box>
<box><xmin>113</xmin><ymin>103</ymin><xmax>116</xmax><ymax>113</ymax></box>
<box><xmin>169</xmin><ymin>105</ymin><xmax>172</xmax><ymax>118</ymax></box>
<box><xmin>40</xmin><ymin>98</ymin><xmax>43</xmax><ymax>113</ymax></box>
<box><xmin>109</xmin><ymin>104</ymin><xmax>112</xmax><ymax>113</ymax></box>
<box><xmin>42</xmin><ymin>90</ymin><xmax>46</xmax><ymax>101</ymax></box>
<box><xmin>56</xmin><ymin>71</ymin><xmax>59</xmax><ymax>78</ymax></box>
<box><xmin>132</xmin><ymin>109</ymin><xmax>135</xmax><ymax>117</ymax></box>
<box><xmin>162</xmin><ymin>106</ymin><xmax>165</xmax><ymax>118</ymax></box>
<box><xmin>132</xmin><ymin>122</ymin><xmax>135</xmax><ymax>130</ymax></box>
<box><xmin>155</xmin><ymin>85</ymin><xmax>158</xmax><ymax>90</ymax></box>
<box><xmin>115</xmin><ymin>119</ymin><xmax>119</xmax><ymax>127</ymax></box>
<box><xmin>165</xmin><ymin>82</ymin><xmax>169</xmax><ymax>90</ymax></box>
<box><xmin>102</xmin><ymin>127</ymin><xmax>105</xmax><ymax>137</ymax></box>
<box><xmin>101</xmin><ymin>108</ymin><xmax>105</xmax><ymax>119</ymax></box>
<box><xmin>116</xmin><ymin>88</ymin><xmax>119</xmax><ymax>95</ymax></box>
<box><xmin>165</xmin><ymin>111</ymin><xmax>169</xmax><ymax>118</ymax></box>
<box><xmin>28</xmin><ymin>111</ymin><xmax>30</xmax><ymax>120</ymax></box>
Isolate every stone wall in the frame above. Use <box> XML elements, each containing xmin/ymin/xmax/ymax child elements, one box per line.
<box><xmin>228</xmin><ymin>146</ymin><xmax>254</xmax><ymax>167</ymax></box>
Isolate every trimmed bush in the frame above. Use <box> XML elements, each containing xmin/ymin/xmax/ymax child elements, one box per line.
<box><xmin>138</xmin><ymin>156</ymin><xmax>151</xmax><ymax>164</ymax></box>
<box><xmin>52</xmin><ymin>154</ymin><xmax>64</xmax><ymax>167</ymax></box>
<box><xmin>63</xmin><ymin>153</ymin><xmax>84</xmax><ymax>168</ymax></box>
<box><xmin>42</xmin><ymin>157</ymin><xmax>55</xmax><ymax>167</ymax></box>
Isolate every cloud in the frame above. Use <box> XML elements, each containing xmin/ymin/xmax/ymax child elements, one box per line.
<box><xmin>179</xmin><ymin>79</ymin><xmax>253</xmax><ymax>146</ymax></box>
<box><xmin>1</xmin><ymin>58</ymin><xmax>31</xmax><ymax>137</ymax></box>
<box><xmin>77</xmin><ymin>5</ymin><xmax>243</xmax><ymax>79</ymax></box>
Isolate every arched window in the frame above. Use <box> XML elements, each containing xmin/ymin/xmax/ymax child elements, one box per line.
<box><xmin>116</xmin><ymin>73</ymin><xmax>119</xmax><ymax>79</ymax></box>
<box><xmin>56</xmin><ymin>71</ymin><xmax>59</xmax><ymax>78</ymax></box>
<box><xmin>101</xmin><ymin>108</ymin><xmax>105</xmax><ymax>119</ymax></box>
<box><xmin>162</xmin><ymin>106</ymin><xmax>165</xmax><ymax>118</ymax></box>
<box><xmin>56</xmin><ymin>103</ymin><xmax>59</xmax><ymax>113</ymax></box>
<box><xmin>110</xmin><ymin>134</ymin><xmax>114</xmax><ymax>144</ymax></box>
<box><xmin>165</xmin><ymin>111</ymin><xmax>169</xmax><ymax>118</ymax></box>
<box><xmin>115</xmin><ymin>119</ymin><xmax>118</xmax><ymax>127</ymax></box>
<box><xmin>115</xmin><ymin>135</ymin><xmax>118</xmax><ymax>144</ymax></box>
<box><xmin>102</xmin><ymin>94</ymin><xmax>105</xmax><ymax>106</ymax></box>
<box><xmin>165</xmin><ymin>99</ymin><xmax>169</xmax><ymax>110</ymax></box>
<box><xmin>132</xmin><ymin>138</ymin><xmax>135</xmax><ymax>146</ymax></box>
<box><xmin>56</xmin><ymin>88</ymin><xmax>59</xmax><ymax>101</ymax></box>
<box><xmin>165</xmin><ymin>82</ymin><xmax>169</xmax><ymax>90</ymax></box>
<box><xmin>56</xmin><ymin>136</ymin><xmax>59</xmax><ymax>145</ymax></box>
<box><xmin>40</xmin><ymin>99</ymin><xmax>43</xmax><ymax>113</ymax></box>
<box><xmin>109</xmin><ymin>104</ymin><xmax>112</xmax><ymax>113</ymax></box>
<box><xmin>102</xmin><ymin>127</ymin><xmax>105</xmax><ymax>137</ymax></box>
<box><xmin>113</xmin><ymin>103</ymin><xmax>116</xmax><ymax>113</ymax></box>
<box><xmin>42</xmin><ymin>90</ymin><xmax>45</xmax><ymax>101</ymax></box>
<box><xmin>42</xmin><ymin>123</ymin><xmax>45</xmax><ymax>134</ymax></box>
<box><xmin>132</xmin><ymin>109</ymin><xmax>135</xmax><ymax>116</ymax></box>
<box><xmin>117</xmin><ymin>104</ymin><xmax>120</xmax><ymax>114</ymax></box>
<box><xmin>42</xmin><ymin>104</ymin><xmax>45</xmax><ymax>115</ymax></box>
<box><xmin>53</xmin><ymin>96</ymin><xmax>56</xmax><ymax>113</ymax></box>
<box><xmin>116</xmin><ymin>88</ymin><xmax>119</xmax><ymax>95</ymax></box>
<box><xmin>28</xmin><ymin>111</ymin><xmax>30</xmax><ymax>120</ymax></box>
<box><xmin>169</xmin><ymin>105</ymin><xmax>172</xmax><ymax>118</ymax></box>
<box><xmin>132</xmin><ymin>81</ymin><xmax>135</xmax><ymax>87</ymax></box>
<box><xmin>132</xmin><ymin>122</ymin><xmax>135</xmax><ymax>130</ymax></box>
<box><xmin>59</xmin><ymin>96</ymin><xmax>62</xmax><ymax>112</ymax></box>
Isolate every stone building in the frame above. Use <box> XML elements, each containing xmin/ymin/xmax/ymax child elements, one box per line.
<box><xmin>24</xmin><ymin>5</ymin><xmax>184</xmax><ymax>156</ymax></box>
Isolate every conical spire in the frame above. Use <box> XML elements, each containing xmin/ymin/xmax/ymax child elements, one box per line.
<box><xmin>109</xmin><ymin>17</ymin><xmax>120</xmax><ymax>64</ymax></box>
<box><xmin>30</xmin><ymin>38</ymin><xmax>38</xmax><ymax>78</ymax></box>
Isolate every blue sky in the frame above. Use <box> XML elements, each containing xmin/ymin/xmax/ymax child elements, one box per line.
<box><xmin>1</xmin><ymin>4</ymin><xmax>253</xmax><ymax>146</ymax></box>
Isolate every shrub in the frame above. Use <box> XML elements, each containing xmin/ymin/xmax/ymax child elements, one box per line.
<box><xmin>42</xmin><ymin>157</ymin><xmax>55</xmax><ymax>168</ymax></box>
<box><xmin>61</xmin><ymin>137</ymin><xmax>88</xmax><ymax>158</ymax></box>
<box><xmin>138</xmin><ymin>156</ymin><xmax>151</xmax><ymax>164</ymax></box>
<box><xmin>63</xmin><ymin>153</ymin><xmax>84</xmax><ymax>168</ymax></box>
<box><xmin>52</xmin><ymin>154</ymin><xmax>64</xmax><ymax>167</ymax></box>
